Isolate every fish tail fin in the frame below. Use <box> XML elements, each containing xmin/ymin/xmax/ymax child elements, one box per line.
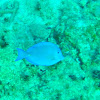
<box><xmin>15</xmin><ymin>48</ymin><xmax>26</xmax><ymax>61</ymax></box>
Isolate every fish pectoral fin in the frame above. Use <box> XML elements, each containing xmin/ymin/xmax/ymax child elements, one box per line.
<box><xmin>47</xmin><ymin>55</ymin><xmax>56</xmax><ymax>61</ymax></box>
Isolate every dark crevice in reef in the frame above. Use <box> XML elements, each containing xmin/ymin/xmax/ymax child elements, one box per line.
<box><xmin>0</xmin><ymin>35</ymin><xmax>8</xmax><ymax>48</ymax></box>
<box><xmin>92</xmin><ymin>70</ymin><xmax>100</xmax><ymax>79</ymax></box>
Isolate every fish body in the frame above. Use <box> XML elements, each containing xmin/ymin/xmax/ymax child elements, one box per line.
<box><xmin>15</xmin><ymin>42</ymin><xmax>64</xmax><ymax>66</ymax></box>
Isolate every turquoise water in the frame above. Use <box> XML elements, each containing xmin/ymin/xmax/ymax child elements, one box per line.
<box><xmin>0</xmin><ymin>0</ymin><xmax>100</xmax><ymax>100</ymax></box>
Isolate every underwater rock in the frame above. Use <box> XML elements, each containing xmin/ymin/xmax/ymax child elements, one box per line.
<box><xmin>29</xmin><ymin>23</ymin><xmax>50</xmax><ymax>39</ymax></box>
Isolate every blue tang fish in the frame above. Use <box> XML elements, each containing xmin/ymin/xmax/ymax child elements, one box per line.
<box><xmin>15</xmin><ymin>42</ymin><xmax>64</xmax><ymax>66</ymax></box>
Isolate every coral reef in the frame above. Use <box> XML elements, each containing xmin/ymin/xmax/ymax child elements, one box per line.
<box><xmin>0</xmin><ymin>0</ymin><xmax>100</xmax><ymax>100</ymax></box>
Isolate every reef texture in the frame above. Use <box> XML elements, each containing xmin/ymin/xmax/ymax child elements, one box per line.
<box><xmin>0</xmin><ymin>0</ymin><xmax>100</xmax><ymax>100</ymax></box>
